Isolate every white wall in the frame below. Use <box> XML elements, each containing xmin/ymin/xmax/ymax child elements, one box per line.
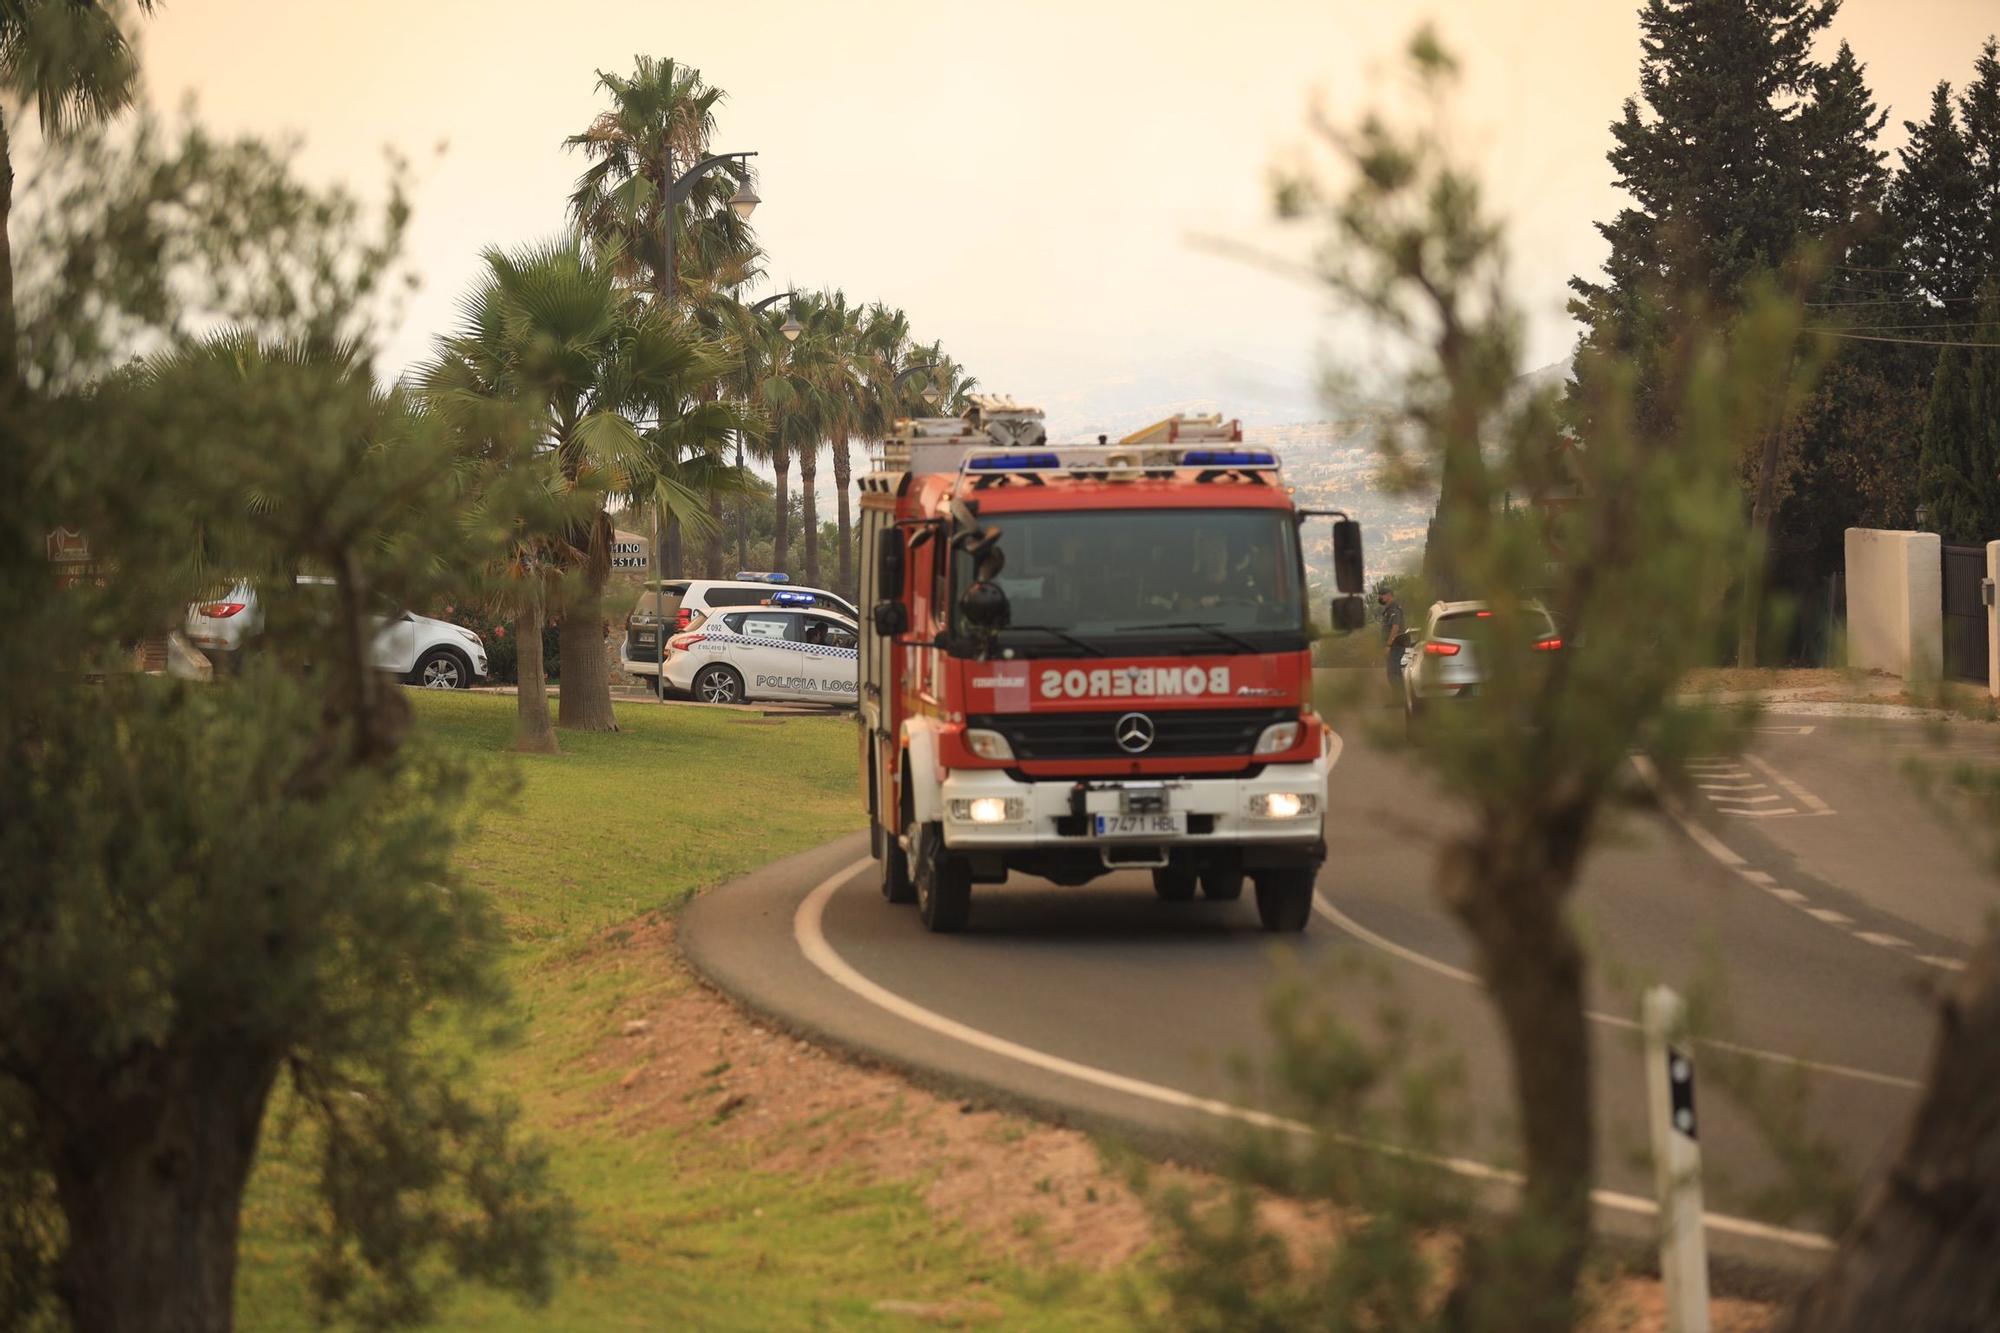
<box><xmin>1988</xmin><ymin>540</ymin><xmax>1998</xmax><ymax>699</ymax></box>
<box><xmin>1844</xmin><ymin>528</ymin><xmax>1941</xmax><ymax>680</ymax></box>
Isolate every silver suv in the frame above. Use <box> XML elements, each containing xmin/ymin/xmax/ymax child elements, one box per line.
<box><xmin>1401</xmin><ymin>599</ymin><xmax>1562</xmax><ymax>726</ymax></box>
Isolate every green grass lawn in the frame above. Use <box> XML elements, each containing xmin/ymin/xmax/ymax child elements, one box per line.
<box><xmin>232</xmin><ymin>693</ymin><xmax>1135</xmax><ymax>1331</ymax></box>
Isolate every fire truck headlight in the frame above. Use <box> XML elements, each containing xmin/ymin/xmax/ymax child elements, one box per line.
<box><xmin>964</xmin><ymin>728</ymin><xmax>1014</xmax><ymax>761</ymax></box>
<box><xmin>950</xmin><ymin>796</ymin><xmax>1024</xmax><ymax>824</ymax></box>
<box><xmin>1253</xmin><ymin>721</ymin><xmax>1301</xmax><ymax>755</ymax></box>
<box><xmin>1250</xmin><ymin>792</ymin><xmax>1317</xmax><ymax>819</ymax></box>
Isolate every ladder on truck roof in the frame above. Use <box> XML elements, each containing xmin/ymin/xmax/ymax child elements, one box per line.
<box><xmin>871</xmin><ymin>394</ymin><xmax>1048</xmax><ymax>474</ymax></box>
<box><xmin>1117</xmin><ymin>412</ymin><xmax>1243</xmax><ymax>446</ymax></box>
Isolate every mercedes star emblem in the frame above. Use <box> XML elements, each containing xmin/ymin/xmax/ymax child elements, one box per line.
<box><xmin>1114</xmin><ymin>712</ymin><xmax>1156</xmax><ymax>754</ymax></box>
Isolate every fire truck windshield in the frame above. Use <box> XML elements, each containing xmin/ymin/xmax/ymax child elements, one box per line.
<box><xmin>951</xmin><ymin>508</ymin><xmax>1306</xmax><ymax>655</ymax></box>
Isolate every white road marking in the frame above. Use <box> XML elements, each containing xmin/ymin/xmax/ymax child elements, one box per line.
<box><xmin>792</xmin><ymin>858</ymin><xmax>1842</xmax><ymax>1253</ymax></box>
<box><xmin>1746</xmin><ymin>753</ymin><xmax>1833</xmax><ymax>816</ymax></box>
<box><xmin>1628</xmin><ymin>754</ymin><xmax>1969</xmax><ymax>972</ymax></box>
<box><xmin>1712</xmin><ymin>794</ymin><xmax>1784</xmax><ymax>805</ymax></box>
<box><xmin>1698</xmin><ymin>782</ymin><xmax>1767</xmax><ymax>792</ymax></box>
<box><xmin>1310</xmin><ymin>897</ymin><xmax>1919</xmax><ymax>1092</ymax></box>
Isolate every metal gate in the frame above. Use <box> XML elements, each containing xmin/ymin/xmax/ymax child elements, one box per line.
<box><xmin>1941</xmin><ymin>544</ymin><xmax>1989</xmax><ymax>683</ymax></box>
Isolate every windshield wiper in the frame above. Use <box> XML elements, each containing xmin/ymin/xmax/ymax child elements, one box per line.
<box><xmin>1116</xmin><ymin>621</ymin><xmax>1262</xmax><ymax>653</ymax></box>
<box><xmin>998</xmin><ymin>624</ymin><xmax>1105</xmax><ymax>656</ymax></box>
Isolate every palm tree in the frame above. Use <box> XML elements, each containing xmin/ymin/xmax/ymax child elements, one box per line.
<box><xmin>767</xmin><ymin>292</ymin><xmax>863</xmax><ymax>588</ymax></box>
<box><xmin>565</xmin><ymin>56</ymin><xmax>760</xmax><ymax>581</ymax></box>
<box><xmin>850</xmin><ymin>304</ymin><xmax>914</xmax><ymax>595</ymax></box>
<box><xmin>0</xmin><ymin>0</ymin><xmax>154</xmax><ymax>386</ymax></box>
<box><xmin>424</xmin><ymin>237</ymin><xmax>745</xmax><ymax>733</ymax></box>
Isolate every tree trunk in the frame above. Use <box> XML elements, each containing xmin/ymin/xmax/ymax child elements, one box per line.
<box><xmin>833</xmin><ymin>429</ymin><xmax>854</xmax><ymax>599</ymax></box>
<box><xmin>1738</xmin><ymin>357</ymin><xmax>1796</xmax><ymax>668</ymax></box>
<box><xmin>800</xmin><ymin>439</ymin><xmax>820</xmax><ymax>589</ymax></box>
<box><xmin>664</xmin><ymin>513</ymin><xmax>683</xmax><ymax>580</ymax></box>
<box><xmin>0</xmin><ymin>105</ymin><xmax>17</xmax><ymax>389</ymax></box>
<box><xmin>1441</xmin><ymin>836</ymin><xmax>1594</xmax><ymax>1333</ymax></box>
<box><xmin>556</xmin><ymin>517</ymin><xmax>618</xmax><ymax>732</ymax></box>
<box><xmin>703</xmin><ymin>491</ymin><xmax>724</xmax><ymax>580</ymax></box>
<box><xmin>1784</xmin><ymin>932</ymin><xmax>2000</xmax><ymax>1333</ymax></box>
<box><xmin>513</xmin><ymin>585</ymin><xmax>557</xmax><ymax>754</ymax></box>
<box><xmin>772</xmin><ymin>450</ymin><xmax>792</xmax><ymax>577</ymax></box>
<box><xmin>50</xmin><ymin>1046</ymin><xmax>279</xmax><ymax>1333</ymax></box>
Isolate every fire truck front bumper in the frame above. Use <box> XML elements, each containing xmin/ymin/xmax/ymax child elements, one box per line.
<box><xmin>937</xmin><ymin>735</ymin><xmax>1337</xmax><ymax>868</ymax></box>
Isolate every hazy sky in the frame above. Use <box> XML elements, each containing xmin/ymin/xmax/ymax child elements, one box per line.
<box><xmin>134</xmin><ymin>1</ymin><xmax>1999</xmax><ymax>434</ymax></box>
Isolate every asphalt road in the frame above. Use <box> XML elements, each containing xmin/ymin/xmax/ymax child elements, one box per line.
<box><xmin>681</xmin><ymin>709</ymin><xmax>1998</xmax><ymax>1283</ymax></box>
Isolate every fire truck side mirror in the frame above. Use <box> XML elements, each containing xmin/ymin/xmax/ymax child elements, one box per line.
<box><xmin>1332</xmin><ymin>519</ymin><xmax>1364</xmax><ymax>595</ymax></box>
<box><xmin>872</xmin><ymin>600</ymin><xmax>909</xmax><ymax>637</ymax></box>
<box><xmin>1330</xmin><ymin>595</ymin><xmax>1368</xmax><ymax>633</ymax></box>
<box><xmin>876</xmin><ymin>529</ymin><xmax>906</xmax><ymax>596</ymax></box>
<box><xmin>959</xmin><ymin>581</ymin><xmax>1010</xmax><ymax>630</ymax></box>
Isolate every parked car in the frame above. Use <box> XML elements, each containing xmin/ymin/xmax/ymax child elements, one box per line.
<box><xmin>1401</xmin><ymin>599</ymin><xmax>1562</xmax><ymax>726</ymax></box>
<box><xmin>620</xmin><ymin>573</ymin><xmax>858</xmax><ymax>686</ymax></box>
<box><xmin>173</xmin><ymin>577</ymin><xmax>489</xmax><ymax>688</ymax></box>
<box><xmin>659</xmin><ymin>605</ymin><xmax>858</xmax><ymax>706</ymax></box>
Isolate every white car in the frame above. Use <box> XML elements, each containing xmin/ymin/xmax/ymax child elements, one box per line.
<box><xmin>620</xmin><ymin>574</ymin><xmax>859</xmax><ymax>684</ymax></box>
<box><xmin>661</xmin><ymin>605</ymin><xmax>858</xmax><ymax>706</ymax></box>
<box><xmin>174</xmin><ymin>577</ymin><xmax>489</xmax><ymax>689</ymax></box>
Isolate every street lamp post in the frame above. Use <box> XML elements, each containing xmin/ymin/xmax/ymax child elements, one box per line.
<box><xmin>660</xmin><ymin>150</ymin><xmax>759</xmax><ymax>306</ymax></box>
<box><xmin>651</xmin><ymin>148</ymin><xmax>759</xmax><ymax>595</ymax></box>
<box><xmin>736</xmin><ymin>291</ymin><xmax>800</xmax><ymax>569</ymax></box>
<box><xmin>895</xmin><ymin>362</ymin><xmax>940</xmax><ymax>414</ymax></box>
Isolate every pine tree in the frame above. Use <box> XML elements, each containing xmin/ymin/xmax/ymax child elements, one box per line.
<box><xmin>1961</xmin><ymin>37</ymin><xmax>2000</xmax><ymax>284</ymax></box>
<box><xmin>1892</xmin><ymin>83</ymin><xmax>1983</xmax><ymax>309</ymax></box>
<box><xmin>1569</xmin><ymin>0</ymin><xmax>1839</xmax><ymax>379</ymax></box>
<box><xmin>1796</xmin><ymin>42</ymin><xmax>1890</xmax><ymax>232</ymax></box>
<box><xmin>1917</xmin><ymin>342</ymin><xmax>1979</xmax><ymax>541</ymax></box>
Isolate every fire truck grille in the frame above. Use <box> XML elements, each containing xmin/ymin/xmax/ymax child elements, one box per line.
<box><xmin>967</xmin><ymin>708</ymin><xmax>1294</xmax><ymax>761</ymax></box>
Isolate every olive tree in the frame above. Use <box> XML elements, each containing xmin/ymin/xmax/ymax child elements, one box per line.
<box><xmin>1156</xmin><ymin>32</ymin><xmax>1814</xmax><ymax>1330</ymax></box>
<box><xmin>0</xmin><ymin>118</ymin><xmax>575</xmax><ymax>1332</ymax></box>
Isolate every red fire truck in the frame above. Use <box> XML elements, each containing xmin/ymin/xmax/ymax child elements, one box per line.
<box><xmin>857</xmin><ymin>396</ymin><xmax>1367</xmax><ymax>934</ymax></box>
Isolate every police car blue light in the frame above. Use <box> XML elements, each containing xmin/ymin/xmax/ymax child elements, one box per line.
<box><xmin>734</xmin><ymin>570</ymin><xmax>791</xmax><ymax>584</ymax></box>
<box><xmin>769</xmin><ymin>590</ymin><xmax>816</xmax><ymax>607</ymax></box>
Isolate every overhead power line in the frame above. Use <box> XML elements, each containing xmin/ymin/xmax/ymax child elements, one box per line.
<box><xmin>1803</xmin><ymin>329</ymin><xmax>2000</xmax><ymax>347</ymax></box>
<box><xmin>1804</xmin><ymin>295</ymin><xmax>1988</xmax><ymax>307</ymax></box>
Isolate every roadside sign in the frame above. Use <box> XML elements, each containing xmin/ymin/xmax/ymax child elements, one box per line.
<box><xmin>610</xmin><ymin>534</ymin><xmax>650</xmax><ymax>571</ymax></box>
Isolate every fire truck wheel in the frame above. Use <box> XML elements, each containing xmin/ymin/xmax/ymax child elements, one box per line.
<box><xmin>1199</xmin><ymin>866</ymin><xmax>1245</xmax><ymax>901</ymax></box>
<box><xmin>1253</xmin><ymin>868</ymin><xmax>1315</xmax><ymax>932</ymax></box>
<box><xmin>881</xmin><ymin>828</ymin><xmax>916</xmax><ymax>903</ymax></box>
<box><xmin>1152</xmin><ymin>866</ymin><xmax>1198</xmax><ymax>901</ymax></box>
<box><xmin>914</xmin><ymin>824</ymin><xmax>971</xmax><ymax>933</ymax></box>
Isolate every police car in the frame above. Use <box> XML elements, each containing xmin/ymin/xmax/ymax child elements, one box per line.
<box><xmin>621</xmin><ymin>573</ymin><xmax>858</xmax><ymax>685</ymax></box>
<box><xmin>660</xmin><ymin>601</ymin><xmax>859</xmax><ymax>706</ymax></box>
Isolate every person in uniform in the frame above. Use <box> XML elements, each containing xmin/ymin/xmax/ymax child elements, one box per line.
<box><xmin>1380</xmin><ymin>587</ymin><xmax>1408</xmax><ymax>690</ymax></box>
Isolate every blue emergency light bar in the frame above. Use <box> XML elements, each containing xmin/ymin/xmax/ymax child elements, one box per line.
<box><xmin>734</xmin><ymin>571</ymin><xmax>791</xmax><ymax>584</ymax></box>
<box><xmin>769</xmin><ymin>590</ymin><xmax>815</xmax><ymax>607</ymax></box>
<box><xmin>967</xmin><ymin>452</ymin><xmax>1062</xmax><ymax>471</ymax></box>
<box><xmin>1180</xmin><ymin>449</ymin><xmax>1276</xmax><ymax>466</ymax></box>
